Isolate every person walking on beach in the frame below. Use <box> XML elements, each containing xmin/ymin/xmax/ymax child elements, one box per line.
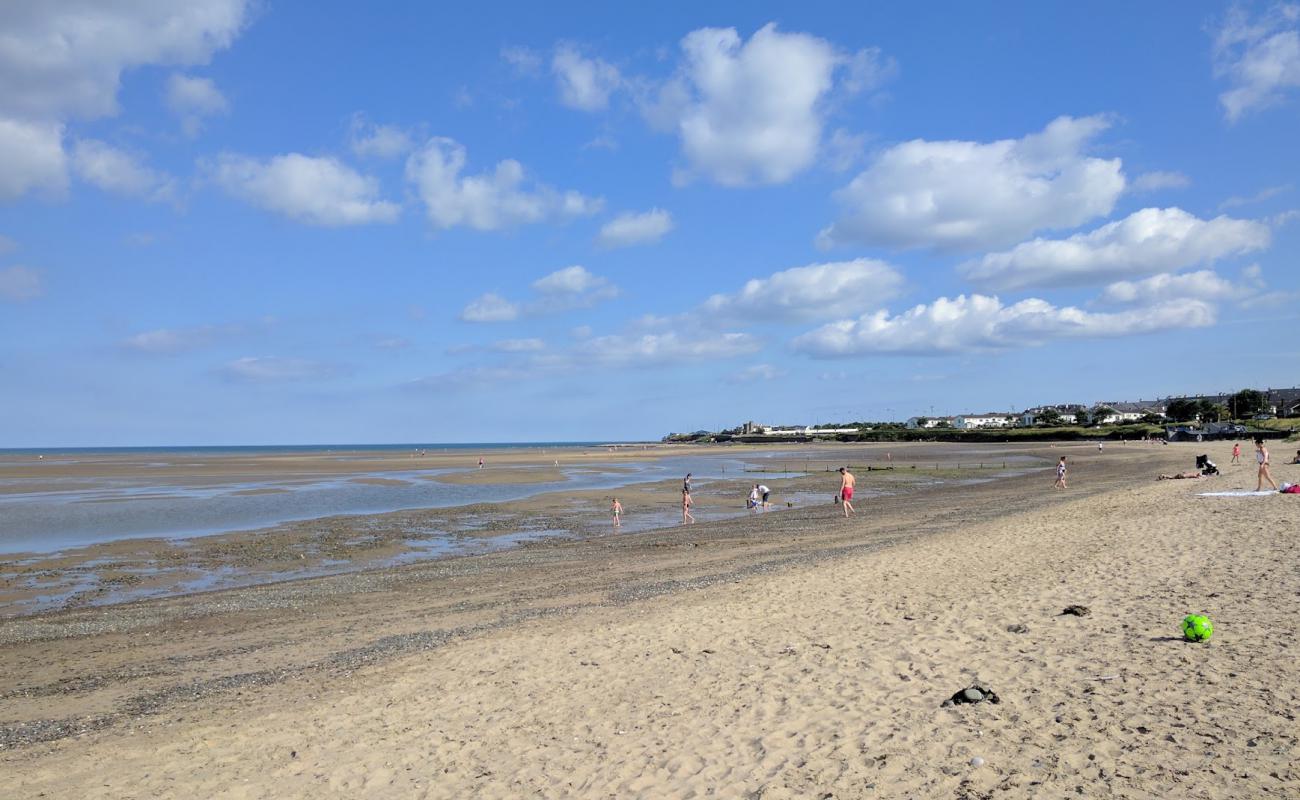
<box><xmin>683</xmin><ymin>472</ymin><xmax>692</xmax><ymax>495</ymax></box>
<box><xmin>478</xmin><ymin>456</ymin><xmax>484</xmax><ymax>469</ymax></box>
<box><xmin>839</xmin><ymin>467</ymin><xmax>855</xmax><ymax>517</ymax></box>
<box><xmin>611</xmin><ymin>497</ymin><xmax>623</xmax><ymax>528</ymax></box>
<box><xmin>1256</xmin><ymin>438</ymin><xmax>1279</xmax><ymax>491</ymax></box>
<box><xmin>682</xmin><ymin>488</ymin><xmax>695</xmax><ymax>524</ymax></box>
<box><xmin>758</xmin><ymin>483</ymin><xmax>770</xmax><ymax>510</ymax></box>
<box><xmin>1054</xmin><ymin>456</ymin><xmax>1068</xmax><ymax>489</ymax></box>
<box><xmin>1232</xmin><ymin>441</ymin><xmax>1241</xmax><ymax>465</ymax></box>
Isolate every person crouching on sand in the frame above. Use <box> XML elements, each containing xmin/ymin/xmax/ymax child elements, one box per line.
<box><xmin>1054</xmin><ymin>456</ymin><xmax>1068</xmax><ymax>489</ymax></box>
<box><xmin>682</xmin><ymin>489</ymin><xmax>695</xmax><ymax>524</ymax></box>
<box><xmin>839</xmin><ymin>467</ymin><xmax>855</xmax><ymax>517</ymax></box>
<box><xmin>1256</xmin><ymin>438</ymin><xmax>1279</xmax><ymax>491</ymax></box>
<box><xmin>612</xmin><ymin>497</ymin><xmax>622</xmax><ymax>528</ymax></box>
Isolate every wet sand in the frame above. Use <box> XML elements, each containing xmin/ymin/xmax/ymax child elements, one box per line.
<box><xmin>3</xmin><ymin>442</ymin><xmax>1296</xmax><ymax>797</ymax></box>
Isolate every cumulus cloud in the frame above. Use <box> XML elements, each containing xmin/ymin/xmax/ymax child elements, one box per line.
<box><xmin>72</xmin><ymin>139</ymin><xmax>174</xmax><ymax>201</ymax></box>
<box><xmin>961</xmin><ymin>207</ymin><xmax>1271</xmax><ymax>291</ymax></box>
<box><xmin>644</xmin><ymin>23</ymin><xmax>883</xmax><ymax>186</ymax></box>
<box><xmin>552</xmin><ymin>45</ymin><xmax>622</xmax><ymax>110</ymax></box>
<box><xmin>0</xmin><ymin>119</ymin><xmax>67</xmax><ymax>200</ymax></box>
<box><xmin>222</xmin><ymin>356</ymin><xmax>336</xmax><ymax>382</ymax></box>
<box><xmin>1131</xmin><ymin>171</ymin><xmax>1191</xmax><ymax>193</ymax></box>
<box><xmin>818</xmin><ymin>115</ymin><xmax>1125</xmax><ymax>251</ymax></box>
<box><xmin>208</xmin><ymin>153</ymin><xmax>400</xmax><ymax>226</ymax></box>
<box><xmin>405</xmin><ymin>137</ymin><xmax>602</xmax><ymax>230</ymax></box>
<box><xmin>501</xmin><ymin>45</ymin><xmax>543</xmax><ymax>75</ymax></box>
<box><xmin>121</xmin><ymin>326</ymin><xmax>220</xmax><ymax>354</ymax></box>
<box><xmin>1099</xmin><ymin>270</ymin><xmax>1258</xmax><ymax>306</ymax></box>
<box><xmin>348</xmin><ymin>114</ymin><xmax>415</xmax><ymax>159</ymax></box>
<box><xmin>577</xmin><ymin>330</ymin><xmax>760</xmax><ymax>366</ymax></box>
<box><xmin>0</xmin><ymin>1</ymin><xmax>250</xmax><ymax>198</ymax></box>
<box><xmin>700</xmin><ymin>258</ymin><xmax>905</xmax><ymax>323</ymax></box>
<box><xmin>596</xmin><ymin>208</ymin><xmax>674</xmax><ymax>248</ymax></box>
<box><xmin>0</xmin><ymin>265</ymin><xmax>42</xmax><ymax>301</ymax></box>
<box><xmin>1220</xmin><ymin>183</ymin><xmax>1291</xmax><ymax>209</ymax></box>
<box><xmin>1214</xmin><ymin>4</ymin><xmax>1300</xmax><ymax>121</ymax></box>
<box><xmin>460</xmin><ymin>266</ymin><xmax>618</xmax><ymax>322</ymax></box>
<box><xmin>792</xmin><ymin>294</ymin><xmax>1215</xmax><ymax>357</ymax></box>
<box><xmin>165</xmin><ymin>74</ymin><xmax>229</xmax><ymax>135</ymax></box>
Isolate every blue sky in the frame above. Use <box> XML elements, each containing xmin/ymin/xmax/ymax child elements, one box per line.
<box><xmin>1</xmin><ymin>2</ymin><xmax>1298</xmax><ymax>446</ymax></box>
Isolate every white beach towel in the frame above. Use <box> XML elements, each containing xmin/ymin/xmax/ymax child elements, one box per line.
<box><xmin>1197</xmin><ymin>490</ymin><xmax>1277</xmax><ymax>497</ymax></box>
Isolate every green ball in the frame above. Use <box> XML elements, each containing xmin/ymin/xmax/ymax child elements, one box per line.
<box><xmin>1182</xmin><ymin>614</ymin><xmax>1213</xmax><ymax>642</ymax></box>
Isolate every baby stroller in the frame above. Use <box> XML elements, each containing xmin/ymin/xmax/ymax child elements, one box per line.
<box><xmin>1195</xmin><ymin>454</ymin><xmax>1219</xmax><ymax>475</ymax></box>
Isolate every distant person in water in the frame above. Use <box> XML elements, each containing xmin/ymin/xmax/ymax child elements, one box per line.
<box><xmin>682</xmin><ymin>488</ymin><xmax>695</xmax><ymax>524</ymax></box>
<box><xmin>611</xmin><ymin>497</ymin><xmax>622</xmax><ymax>528</ymax></box>
<box><xmin>1256</xmin><ymin>438</ymin><xmax>1279</xmax><ymax>491</ymax></box>
<box><xmin>478</xmin><ymin>456</ymin><xmax>484</xmax><ymax>469</ymax></box>
<box><xmin>1231</xmin><ymin>442</ymin><xmax>1241</xmax><ymax>465</ymax></box>
<box><xmin>839</xmin><ymin>467</ymin><xmax>855</xmax><ymax>517</ymax></box>
<box><xmin>1054</xmin><ymin>456</ymin><xmax>1068</xmax><ymax>489</ymax></box>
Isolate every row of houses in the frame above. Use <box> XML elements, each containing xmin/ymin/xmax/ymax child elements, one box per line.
<box><xmin>906</xmin><ymin>403</ymin><xmax>1159</xmax><ymax>430</ymax></box>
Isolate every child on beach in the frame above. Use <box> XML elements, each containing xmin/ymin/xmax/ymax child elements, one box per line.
<box><xmin>1054</xmin><ymin>456</ymin><xmax>1068</xmax><ymax>489</ymax></box>
<box><xmin>1232</xmin><ymin>442</ymin><xmax>1241</xmax><ymax>465</ymax></box>
<box><xmin>1255</xmin><ymin>439</ymin><xmax>1279</xmax><ymax>491</ymax></box>
<box><xmin>682</xmin><ymin>489</ymin><xmax>695</xmax><ymax>524</ymax></box>
<box><xmin>611</xmin><ymin>497</ymin><xmax>622</xmax><ymax>528</ymax></box>
<box><xmin>748</xmin><ymin>485</ymin><xmax>759</xmax><ymax>510</ymax></box>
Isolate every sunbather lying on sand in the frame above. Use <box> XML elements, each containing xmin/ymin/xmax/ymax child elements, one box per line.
<box><xmin>1158</xmin><ymin>471</ymin><xmax>1205</xmax><ymax>480</ymax></box>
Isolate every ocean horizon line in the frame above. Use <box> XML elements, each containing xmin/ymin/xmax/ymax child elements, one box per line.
<box><xmin>0</xmin><ymin>440</ymin><xmax>652</xmax><ymax>455</ymax></box>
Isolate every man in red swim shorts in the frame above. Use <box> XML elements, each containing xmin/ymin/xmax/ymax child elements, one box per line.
<box><xmin>839</xmin><ymin>466</ymin><xmax>855</xmax><ymax>518</ymax></box>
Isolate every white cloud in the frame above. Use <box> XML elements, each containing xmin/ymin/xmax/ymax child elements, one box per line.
<box><xmin>961</xmin><ymin>207</ymin><xmax>1271</xmax><ymax>291</ymax></box>
<box><xmin>460</xmin><ymin>266</ymin><xmax>618</xmax><ymax>322</ymax></box>
<box><xmin>0</xmin><ymin>1</ymin><xmax>249</xmax><ymax>198</ymax></box>
<box><xmin>0</xmin><ymin>118</ymin><xmax>67</xmax><ymax>200</ymax></box>
<box><xmin>348</xmin><ymin>115</ymin><xmax>414</xmax><ymax>159</ymax></box>
<box><xmin>208</xmin><ymin>153</ymin><xmax>400</xmax><ymax>226</ymax></box>
<box><xmin>404</xmin><ymin>137</ymin><xmax>602</xmax><ymax>230</ymax></box>
<box><xmin>222</xmin><ymin>356</ymin><xmax>336</xmax><ymax>382</ymax></box>
<box><xmin>1131</xmin><ymin>171</ymin><xmax>1191</xmax><ymax>193</ymax></box>
<box><xmin>501</xmin><ymin>45</ymin><xmax>543</xmax><ymax>75</ymax></box>
<box><xmin>700</xmin><ymin>258</ymin><xmax>905</xmax><ymax>323</ymax></box>
<box><xmin>552</xmin><ymin>45</ymin><xmax>622</xmax><ymax>111</ymax></box>
<box><xmin>577</xmin><ymin>330</ymin><xmax>760</xmax><ymax>366</ymax></box>
<box><xmin>492</xmin><ymin>338</ymin><xmax>546</xmax><ymax>352</ymax></box>
<box><xmin>1214</xmin><ymin>4</ymin><xmax>1300</xmax><ymax>121</ymax></box>
<box><xmin>792</xmin><ymin>294</ymin><xmax>1215</xmax><ymax>357</ymax></box>
<box><xmin>818</xmin><ymin>115</ymin><xmax>1125</xmax><ymax>251</ymax></box>
<box><xmin>121</xmin><ymin>326</ymin><xmax>218</xmax><ymax>354</ymax></box>
<box><xmin>728</xmin><ymin>363</ymin><xmax>785</xmax><ymax>383</ymax></box>
<box><xmin>165</xmin><ymin>74</ymin><xmax>228</xmax><ymax>135</ymax></box>
<box><xmin>645</xmin><ymin>23</ymin><xmax>875</xmax><ymax>186</ymax></box>
<box><xmin>596</xmin><ymin>208</ymin><xmax>674</xmax><ymax>248</ymax></box>
<box><xmin>1220</xmin><ymin>183</ymin><xmax>1291</xmax><ymax>209</ymax></box>
<box><xmin>460</xmin><ymin>292</ymin><xmax>519</xmax><ymax>323</ymax></box>
<box><xmin>1099</xmin><ymin>270</ymin><xmax>1257</xmax><ymax>306</ymax></box>
<box><xmin>72</xmin><ymin>139</ymin><xmax>174</xmax><ymax>201</ymax></box>
<box><xmin>0</xmin><ymin>265</ymin><xmax>42</xmax><ymax>302</ymax></box>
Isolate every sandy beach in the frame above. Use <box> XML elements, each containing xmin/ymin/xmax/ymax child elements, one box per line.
<box><xmin>2</xmin><ymin>441</ymin><xmax>1297</xmax><ymax>798</ymax></box>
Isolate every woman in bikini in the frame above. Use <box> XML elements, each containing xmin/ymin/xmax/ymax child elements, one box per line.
<box><xmin>1256</xmin><ymin>438</ymin><xmax>1279</xmax><ymax>491</ymax></box>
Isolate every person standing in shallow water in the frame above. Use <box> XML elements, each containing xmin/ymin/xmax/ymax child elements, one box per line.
<box><xmin>1054</xmin><ymin>456</ymin><xmax>1068</xmax><ymax>489</ymax></box>
<box><xmin>1256</xmin><ymin>438</ymin><xmax>1279</xmax><ymax>491</ymax></box>
<box><xmin>611</xmin><ymin>497</ymin><xmax>622</xmax><ymax>528</ymax></box>
<box><xmin>681</xmin><ymin>488</ymin><xmax>695</xmax><ymax>524</ymax></box>
<box><xmin>839</xmin><ymin>467</ymin><xmax>855</xmax><ymax>517</ymax></box>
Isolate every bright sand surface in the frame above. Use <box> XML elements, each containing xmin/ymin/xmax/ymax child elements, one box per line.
<box><xmin>2</xmin><ymin>442</ymin><xmax>1298</xmax><ymax>798</ymax></box>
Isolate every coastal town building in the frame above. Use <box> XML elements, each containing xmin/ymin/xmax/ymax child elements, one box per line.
<box><xmin>905</xmin><ymin>416</ymin><xmax>954</xmax><ymax>429</ymax></box>
<box><xmin>953</xmin><ymin>414</ymin><xmax>1016</xmax><ymax>430</ymax></box>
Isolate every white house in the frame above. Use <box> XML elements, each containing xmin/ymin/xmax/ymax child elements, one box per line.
<box><xmin>1019</xmin><ymin>409</ymin><xmax>1078</xmax><ymax>426</ymax></box>
<box><xmin>906</xmin><ymin>416</ymin><xmax>953</xmax><ymax>429</ymax></box>
<box><xmin>953</xmin><ymin>414</ymin><xmax>1014</xmax><ymax>430</ymax></box>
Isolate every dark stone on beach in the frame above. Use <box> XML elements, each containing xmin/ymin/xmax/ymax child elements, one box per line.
<box><xmin>1060</xmin><ymin>605</ymin><xmax>1090</xmax><ymax>617</ymax></box>
<box><xmin>1006</xmin><ymin>623</ymin><xmax>1030</xmax><ymax>634</ymax></box>
<box><xmin>943</xmin><ymin>683</ymin><xmax>1000</xmax><ymax>707</ymax></box>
